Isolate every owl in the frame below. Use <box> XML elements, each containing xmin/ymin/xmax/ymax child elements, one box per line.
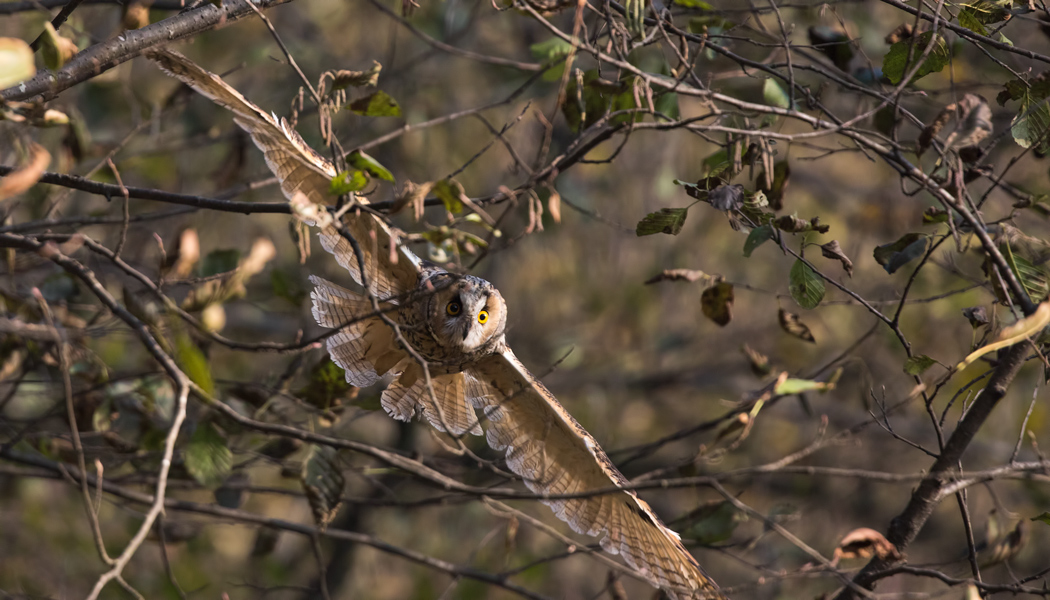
<box><xmin>150</xmin><ymin>48</ymin><xmax>726</xmax><ymax>600</ymax></box>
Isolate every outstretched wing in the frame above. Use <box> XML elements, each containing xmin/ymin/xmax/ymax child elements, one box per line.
<box><xmin>148</xmin><ymin>48</ymin><xmax>420</xmax><ymax>300</ymax></box>
<box><xmin>468</xmin><ymin>349</ymin><xmax>725</xmax><ymax>600</ymax></box>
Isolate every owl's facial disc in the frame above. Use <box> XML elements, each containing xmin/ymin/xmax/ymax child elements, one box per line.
<box><xmin>432</xmin><ymin>276</ymin><xmax>502</xmax><ymax>353</ymax></box>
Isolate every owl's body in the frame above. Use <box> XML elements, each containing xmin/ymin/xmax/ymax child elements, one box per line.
<box><xmin>149</xmin><ymin>48</ymin><xmax>726</xmax><ymax>599</ymax></box>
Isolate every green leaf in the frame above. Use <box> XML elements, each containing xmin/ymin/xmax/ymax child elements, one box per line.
<box><xmin>743</xmin><ymin>224</ymin><xmax>774</xmax><ymax>257</ymax></box>
<box><xmin>433</xmin><ymin>179</ymin><xmax>465</xmax><ymax>214</ymax></box>
<box><xmin>185</xmin><ymin>422</ymin><xmax>232</xmax><ymax>488</ymax></box>
<box><xmin>904</xmin><ymin>354</ymin><xmax>937</xmax><ymax>375</ymax></box>
<box><xmin>175</xmin><ymin>331</ymin><xmax>214</xmax><ymax>395</ymax></box>
<box><xmin>758</xmin><ymin>160</ymin><xmax>791</xmax><ymax>210</ymax></box>
<box><xmin>1003</xmin><ymin>241</ymin><xmax>1050</xmax><ymax>302</ymax></box>
<box><xmin>1032</xmin><ymin>512</ymin><xmax>1050</xmax><ymax>526</ymax></box>
<box><xmin>688</xmin><ymin>16</ymin><xmax>734</xmax><ymax>32</ymax></box>
<box><xmin>997</xmin><ymin>73</ymin><xmax>1050</xmax><ymax>153</ymax></box>
<box><xmin>561</xmin><ymin>69</ymin><xmax>619</xmax><ymax>132</ymax></box>
<box><xmin>701</xmin><ymin>282</ymin><xmax>734</xmax><ymax>326</ymax></box>
<box><xmin>762</xmin><ymin>78</ymin><xmax>792</xmax><ymax>109</ymax></box>
<box><xmin>672</xmin><ymin>0</ymin><xmax>712</xmax><ymax>7</ymax></box>
<box><xmin>957</xmin><ymin>9</ymin><xmax>988</xmax><ymax>36</ymax></box>
<box><xmin>301</xmin><ymin>444</ymin><xmax>345</xmax><ymax>530</ymax></box>
<box><xmin>297</xmin><ymin>359</ymin><xmax>352</xmax><ymax>409</ymax></box>
<box><xmin>703</xmin><ymin>150</ymin><xmax>731</xmax><ymax>178</ymax></box>
<box><xmin>0</xmin><ymin>37</ymin><xmax>35</xmax><ymax>89</ymax></box>
<box><xmin>329</xmin><ymin>170</ymin><xmax>369</xmax><ymax>196</ymax></box>
<box><xmin>882</xmin><ymin>31</ymin><xmax>951</xmax><ymax>85</ymax></box>
<box><xmin>789</xmin><ymin>259</ymin><xmax>825</xmax><ymax>309</ymax></box>
<box><xmin>874</xmin><ymin>233</ymin><xmax>928</xmax><ymax>274</ymax></box>
<box><xmin>530</xmin><ymin>37</ymin><xmax>574</xmax><ymax>82</ymax></box>
<box><xmin>775</xmin><ymin>377</ymin><xmax>833</xmax><ymax>395</ymax></box>
<box><xmin>348</xmin><ymin>91</ymin><xmax>402</xmax><ymax>117</ymax></box>
<box><xmin>346</xmin><ymin>150</ymin><xmax>394</xmax><ymax>183</ymax></box>
<box><xmin>271</xmin><ymin>268</ymin><xmax>306</xmax><ymax>306</ymax></box>
<box><xmin>636</xmin><ymin>207</ymin><xmax>688</xmax><ymax>236</ymax></box>
<box><xmin>655</xmin><ymin>90</ymin><xmax>680</xmax><ymax>120</ymax></box>
<box><xmin>200</xmin><ymin>249</ymin><xmax>240</xmax><ymax>277</ymax></box>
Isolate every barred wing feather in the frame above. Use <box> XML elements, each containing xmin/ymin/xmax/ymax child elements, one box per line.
<box><xmin>468</xmin><ymin>349</ymin><xmax>726</xmax><ymax>600</ymax></box>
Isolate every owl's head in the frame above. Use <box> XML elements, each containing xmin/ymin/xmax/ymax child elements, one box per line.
<box><xmin>422</xmin><ymin>272</ymin><xmax>507</xmax><ymax>354</ymax></box>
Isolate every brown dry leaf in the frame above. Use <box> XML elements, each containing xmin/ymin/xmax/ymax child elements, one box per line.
<box><xmin>0</xmin><ymin>144</ymin><xmax>50</xmax><ymax>201</ymax></box>
<box><xmin>742</xmin><ymin>344</ymin><xmax>772</xmax><ymax>377</ymax></box>
<box><xmin>701</xmin><ymin>282</ymin><xmax>734</xmax><ymax>326</ymax></box>
<box><xmin>778</xmin><ymin>308</ymin><xmax>816</xmax><ymax>343</ymax></box>
<box><xmin>919</xmin><ymin>94</ymin><xmax>992</xmax><ymax>156</ymax></box>
<box><xmin>391</xmin><ymin>180</ymin><xmax>433</xmax><ymax>221</ymax></box>
<box><xmin>547</xmin><ymin>187</ymin><xmax>562</xmax><ymax>224</ymax></box>
<box><xmin>831</xmin><ymin>527</ymin><xmax>901</xmax><ymax>566</ymax></box>
<box><xmin>644</xmin><ymin>269</ymin><xmax>716</xmax><ymax>285</ymax></box>
<box><xmin>169</xmin><ymin>228</ymin><xmax>201</xmax><ymax>279</ymax></box>
<box><xmin>820</xmin><ymin>240</ymin><xmax>854</xmax><ymax>277</ymax></box>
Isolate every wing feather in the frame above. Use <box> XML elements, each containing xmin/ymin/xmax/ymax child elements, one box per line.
<box><xmin>382</xmin><ymin>371</ymin><xmax>481</xmax><ymax>436</ymax></box>
<box><xmin>148</xmin><ymin>48</ymin><xmax>420</xmax><ymax>299</ymax></box>
<box><xmin>468</xmin><ymin>349</ymin><xmax>725</xmax><ymax>600</ymax></box>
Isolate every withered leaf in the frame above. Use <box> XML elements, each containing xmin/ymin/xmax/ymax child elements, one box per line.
<box><xmin>701</xmin><ymin>282</ymin><xmax>734</xmax><ymax>326</ymax></box>
<box><xmin>778</xmin><ymin>308</ymin><xmax>816</xmax><ymax>343</ymax></box>
<box><xmin>742</xmin><ymin>344</ymin><xmax>772</xmax><ymax>377</ymax></box>
<box><xmin>301</xmin><ymin>444</ymin><xmax>345</xmax><ymax>531</ymax></box>
<box><xmin>709</xmin><ymin>184</ymin><xmax>745</xmax><ymax>211</ymax></box>
<box><xmin>962</xmin><ymin>306</ymin><xmax>989</xmax><ymax>329</ymax></box>
<box><xmin>831</xmin><ymin>527</ymin><xmax>901</xmax><ymax>566</ymax></box>
<box><xmin>0</xmin><ymin>143</ymin><xmax>50</xmax><ymax>201</ymax></box>
<box><xmin>820</xmin><ymin>240</ymin><xmax>853</xmax><ymax>277</ymax></box>
<box><xmin>645</xmin><ymin>269</ymin><xmax>715</xmax><ymax>285</ymax></box>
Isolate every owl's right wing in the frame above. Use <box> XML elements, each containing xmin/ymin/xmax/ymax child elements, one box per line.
<box><xmin>148</xmin><ymin>48</ymin><xmax>420</xmax><ymax>300</ymax></box>
<box><xmin>466</xmin><ymin>349</ymin><xmax>726</xmax><ymax>600</ymax></box>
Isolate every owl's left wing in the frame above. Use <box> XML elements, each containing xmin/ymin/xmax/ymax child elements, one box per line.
<box><xmin>467</xmin><ymin>349</ymin><xmax>726</xmax><ymax>600</ymax></box>
<box><xmin>148</xmin><ymin>48</ymin><xmax>420</xmax><ymax>300</ymax></box>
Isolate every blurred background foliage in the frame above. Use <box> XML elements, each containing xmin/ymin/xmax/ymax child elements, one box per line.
<box><xmin>2</xmin><ymin>0</ymin><xmax>1050</xmax><ymax>598</ymax></box>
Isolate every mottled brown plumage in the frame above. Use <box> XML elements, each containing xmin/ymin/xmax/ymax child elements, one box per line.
<box><xmin>149</xmin><ymin>47</ymin><xmax>726</xmax><ymax>599</ymax></box>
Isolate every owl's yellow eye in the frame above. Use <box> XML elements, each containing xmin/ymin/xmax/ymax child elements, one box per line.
<box><xmin>446</xmin><ymin>301</ymin><xmax>462</xmax><ymax>316</ymax></box>
<box><xmin>478</xmin><ymin>310</ymin><xmax>489</xmax><ymax>324</ymax></box>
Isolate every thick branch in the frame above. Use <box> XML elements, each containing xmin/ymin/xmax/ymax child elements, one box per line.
<box><xmin>1</xmin><ymin>0</ymin><xmax>295</xmax><ymax>101</ymax></box>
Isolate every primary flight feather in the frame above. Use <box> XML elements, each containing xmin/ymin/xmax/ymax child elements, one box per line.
<box><xmin>149</xmin><ymin>48</ymin><xmax>725</xmax><ymax>599</ymax></box>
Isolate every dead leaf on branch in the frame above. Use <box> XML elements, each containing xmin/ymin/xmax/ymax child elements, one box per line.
<box><xmin>644</xmin><ymin>269</ymin><xmax>718</xmax><ymax>286</ymax></box>
<box><xmin>830</xmin><ymin>527</ymin><xmax>901</xmax><ymax>566</ymax></box>
<box><xmin>701</xmin><ymin>282</ymin><xmax>734</xmax><ymax>326</ymax></box>
<box><xmin>918</xmin><ymin>93</ymin><xmax>992</xmax><ymax>156</ymax></box>
<box><xmin>820</xmin><ymin>240</ymin><xmax>854</xmax><ymax>277</ymax></box>
<box><xmin>778</xmin><ymin>308</ymin><xmax>816</xmax><ymax>343</ymax></box>
<box><xmin>0</xmin><ymin>143</ymin><xmax>50</xmax><ymax>201</ymax></box>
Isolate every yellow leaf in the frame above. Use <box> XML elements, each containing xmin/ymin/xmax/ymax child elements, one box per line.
<box><xmin>957</xmin><ymin>301</ymin><xmax>1050</xmax><ymax>370</ymax></box>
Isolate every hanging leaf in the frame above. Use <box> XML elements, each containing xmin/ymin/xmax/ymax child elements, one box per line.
<box><xmin>779</xmin><ymin>308</ymin><xmax>816</xmax><ymax>343</ymax></box>
<box><xmin>301</xmin><ymin>444</ymin><xmax>345</xmax><ymax>530</ymax></box>
<box><xmin>38</xmin><ymin>22</ymin><xmax>78</xmax><ymax>70</ymax></box>
<box><xmin>701</xmin><ymin>282</ymin><xmax>734</xmax><ymax>326</ymax></box>
<box><xmin>297</xmin><ymin>359</ymin><xmax>353</xmax><ymax>409</ymax></box>
<box><xmin>0</xmin><ymin>143</ymin><xmax>50</xmax><ymax>201</ymax></box>
<box><xmin>832</xmin><ymin>528</ymin><xmax>902</xmax><ymax>565</ymax></box>
<box><xmin>997</xmin><ymin>72</ymin><xmax>1050</xmax><ymax>154</ymax></box>
<box><xmin>330</xmin><ymin>170</ymin><xmax>369</xmax><ymax>195</ymax></box>
<box><xmin>175</xmin><ymin>331</ymin><xmax>214</xmax><ymax>395</ymax></box>
<box><xmin>741</xmin><ymin>344</ymin><xmax>772</xmax><ymax>377</ymax></box>
<box><xmin>644</xmin><ymin>269</ymin><xmax>715</xmax><ymax>285</ymax></box>
<box><xmin>903</xmin><ymin>354</ymin><xmax>937</xmax><ymax>375</ymax></box>
<box><xmin>709</xmin><ymin>184</ymin><xmax>745</xmax><ymax>211</ymax></box>
<box><xmin>530</xmin><ymin>37</ymin><xmax>574</xmax><ymax>81</ymax></box>
<box><xmin>882</xmin><ymin>31</ymin><xmax>951</xmax><ymax>85</ymax></box>
<box><xmin>820</xmin><ymin>240</ymin><xmax>853</xmax><ymax>277</ymax></box>
<box><xmin>762</xmin><ymin>78</ymin><xmax>792</xmax><ymax>109</ymax></box>
<box><xmin>0</xmin><ymin>37</ymin><xmax>35</xmax><ymax>89</ymax></box>
<box><xmin>325</xmin><ymin>61</ymin><xmax>382</xmax><ymax>92</ymax></box>
<box><xmin>789</xmin><ymin>259</ymin><xmax>825</xmax><ymax>309</ymax></box>
<box><xmin>1032</xmin><ymin>512</ymin><xmax>1050</xmax><ymax>526</ymax></box>
<box><xmin>433</xmin><ymin>179</ymin><xmax>465</xmax><ymax>214</ymax></box>
<box><xmin>348</xmin><ymin>91</ymin><xmax>402</xmax><ymax>117</ymax></box>
<box><xmin>775</xmin><ymin>377</ymin><xmax>834</xmax><ymax>395</ymax></box>
<box><xmin>185</xmin><ymin>422</ymin><xmax>233</xmax><ymax>488</ymax></box>
<box><xmin>636</xmin><ymin>208</ymin><xmax>688</xmax><ymax>236</ymax></box>
<box><xmin>680</xmin><ymin>501</ymin><xmax>744</xmax><ymax>545</ymax></box>
<box><xmin>346</xmin><ymin>150</ymin><xmax>394</xmax><ymax>182</ymax></box>
<box><xmin>874</xmin><ymin>233</ymin><xmax>927</xmax><ymax>274</ymax></box>
<box><xmin>963</xmin><ymin>306</ymin><xmax>990</xmax><ymax>329</ymax></box>
<box><xmin>743</xmin><ymin>224</ymin><xmax>775</xmax><ymax>257</ymax></box>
